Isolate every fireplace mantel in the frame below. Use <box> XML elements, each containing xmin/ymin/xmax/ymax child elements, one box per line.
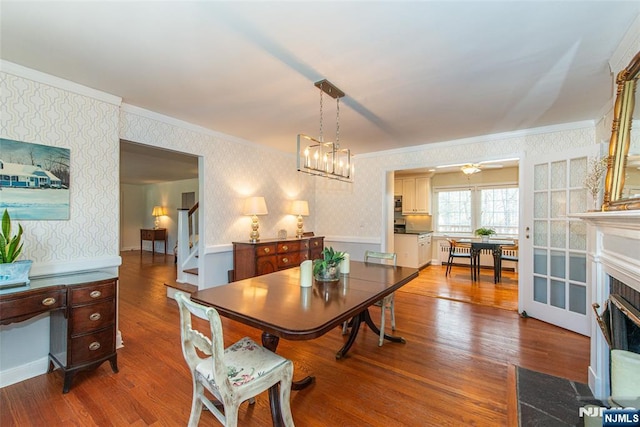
<box><xmin>571</xmin><ymin>210</ymin><xmax>640</xmax><ymax>399</ymax></box>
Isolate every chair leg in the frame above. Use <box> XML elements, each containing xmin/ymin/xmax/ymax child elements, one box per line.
<box><xmin>378</xmin><ymin>303</ymin><xmax>386</xmax><ymax>346</ymax></box>
<box><xmin>224</xmin><ymin>403</ymin><xmax>240</xmax><ymax>427</ymax></box>
<box><xmin>279</xmin><ymin>364</ymin><xmax>295</xmax><ymax>427</ymax></box>
<box><xmin>389</xmin><ymin>297</ymin><xmax>396</xmax><ymax>331</ymax></box>
<box><xmin>188</xmin><ymin>381</ymin><xmax>205</xmax><ymax>427</ymax></box>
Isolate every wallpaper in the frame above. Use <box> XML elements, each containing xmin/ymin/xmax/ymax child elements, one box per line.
<box><xmin>0</xmin><ymin>72</ymin><xmax>120</xmax><ymax>270</ymax></box>
<box><xmin>119</xmin><ymin>107</ymin><xmax>316</xmax><ymax>246</ymax></box>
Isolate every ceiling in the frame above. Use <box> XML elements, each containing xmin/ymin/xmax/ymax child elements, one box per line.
<box><xmin>2</xmin><ymin>2</ymin><xmax>639</xmax><ymax>180</ymax></box>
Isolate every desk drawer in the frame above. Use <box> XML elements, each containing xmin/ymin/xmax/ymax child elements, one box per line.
<box><xmin>141</xmin><ymin>229</ymin><xmax>155</xmax><ymax>240</ymax></box>
<box><xmin>0</xmin><ymin>288</ymin><xmax>66</xmax><ymax>322</ymax></box>
<box><xmin>69</xmin><ymin>280</ymin><xmax>116</xmax><ymax>305</ymax></box>
<box><xmin>70</xmin><ymin>300</ymin><xmax>115</xmax><ymax>335</ymax></box>
<box><xmin>70</xmin><ymin>327</ymin><xmax>115</xmax><ymax>365</ymax></box>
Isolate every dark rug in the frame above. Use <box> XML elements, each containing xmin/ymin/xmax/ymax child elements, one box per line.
<box><xmin>517</xmin><ymin>366</ymin><xmax>603</xmax><ymax>426</ymax></box>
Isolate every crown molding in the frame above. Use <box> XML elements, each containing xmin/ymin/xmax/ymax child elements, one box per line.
<box><xmin>1</xmin><ymin>60</ymin><xmax>122</xmax><ymax>106</ymax></box>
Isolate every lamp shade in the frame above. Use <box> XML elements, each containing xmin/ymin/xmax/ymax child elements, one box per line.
<box><xmin>152</xmin><ymin>206</ymin><xmax>167</xmax><ymax>216</ymax></box>
<box><xmin>243</xmin><ymin>196</ymin><xmax>268</xmax><ymax>216</ymax></box>
<box><xmin>290</xmin><ymin>200</ymin><xmax>309</xmax><ymax>216</ymax></box>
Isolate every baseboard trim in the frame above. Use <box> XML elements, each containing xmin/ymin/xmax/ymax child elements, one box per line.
<box><xmin>0</xmin><ymin>356</ymin><xmax>49</xmax><ymax>388</ymax></box>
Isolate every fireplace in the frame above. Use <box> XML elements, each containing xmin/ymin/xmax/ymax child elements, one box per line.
<box><xmin>575</xmin><ymin>210</ymin><xmax>640</xmax><ymax>400</ymax></box>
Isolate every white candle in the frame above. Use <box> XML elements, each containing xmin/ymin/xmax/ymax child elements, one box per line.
<box><xmin>340</xmin><ymin>253</ymin><xmax>350</xmax><ymax>275</ymax></box>
<box><xmin>300</xmin><ymin>260</ymin><xmax>312</xmax><ymax>287</ymax></box>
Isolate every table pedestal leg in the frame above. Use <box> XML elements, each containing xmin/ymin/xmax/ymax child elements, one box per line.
<box><xmin>362</xmin><ymin>309</ymin><xmax>406</xmax><ymax>344</ymax></box>
<box><xmin>261</xmin><ymin>332</ymin><xmax>315</xmax><ymax>426</ymax></box>
<box><xmin>336</xmin><ymin>312</ymin><xmax>363</xmax><ymax>359</ymax></box>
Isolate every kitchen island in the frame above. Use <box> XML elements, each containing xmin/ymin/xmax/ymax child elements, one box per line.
<box><xmin>394</xmin><ymin>231</ymin><xmax>432</xmax><ymax>269</ymax></box>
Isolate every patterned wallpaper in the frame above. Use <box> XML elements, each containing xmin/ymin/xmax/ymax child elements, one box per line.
<box><xmin>0</xmin><ymin>71</ymin><xmax>120</xmax><ymax>271</ymax></box>
<box><xmin>120</xmin><ymin>107</ymin><xmax>316</xmax><ymax>245</ymax></box>
<box><xmin>315</xmin><ymin>125</ymin><xmax>597</xmax><ymax>238</ymax></box>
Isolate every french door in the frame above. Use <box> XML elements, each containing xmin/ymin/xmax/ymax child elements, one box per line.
<box><xmin>520</xmin><ymin>145</ymin><xmax>599</xmax><ymax>336</ymax></box>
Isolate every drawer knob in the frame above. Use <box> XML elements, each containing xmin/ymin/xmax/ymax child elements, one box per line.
<box><xmin>314</xmin><ymin>241</ymin><xmax>319</xmax><ymax>247</ymax></box>
<box><xmin>90</xmin><ymin>290</ymin><xmax>102</xmax><ymax>298</ymax></box>
<box><xmin>282</xmin><ymin>245</ymin><xmax>288</xmax><ymax>251</ymax></box>
<box><xmin>263</xmin><ymin>247</ymin><xmax>270</xmax><ymax>254</ymax></box>
<box><xmin>89</xmin><ymin>313</ymin><xmax>102</xmax><ymax>321</ymax></box>
<box><xmin>88</xmin><ymin>342</ymin><xmax>101</xmax><ymax>351</ymax></box>
<box><xmin>42</xmin><ymin>297</ymin><xmax>56</xmax><ymax>306</ymax></box>
<box><xmin>282</xmin><ymin>257</ymin><xmax>289</xmax><ymax>264</ymax></box>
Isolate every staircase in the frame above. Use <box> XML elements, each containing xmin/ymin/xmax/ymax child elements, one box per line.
<box><xmin>174</xmin><ymin>203</ymin><xmax>199</xmax><ymax>287</ymax></box>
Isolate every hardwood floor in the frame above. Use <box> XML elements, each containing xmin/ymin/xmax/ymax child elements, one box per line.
<box><xmin>0</xmin><ymin>252</ymin><xmax>589</xmax><ymax>426</ymax></box>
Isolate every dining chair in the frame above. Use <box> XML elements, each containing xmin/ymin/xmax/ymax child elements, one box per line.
<box><xmin>174</xmin><ymin>292</ymin><xmax>295</xmax><ymax>427</ymax></box>
<box><xmin>364</xmin><ymin>250</ymin><xmax>398</xmax><ymax>346</ymax></box>
<box><xmin>498</xmin><ymin>241</ymin><xmax>518</xmax><ymax>282</ymax></box>
<box><xmin>445</xmin><ymin>238</ymin><xmax>473</xmax><ymax>279</ymax></box>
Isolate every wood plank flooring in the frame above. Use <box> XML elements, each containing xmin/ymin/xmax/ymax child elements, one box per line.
<box><xmin>0</xmin><ymin>251</ymin><xmax>589</xmax><ymax>426</ymax></box>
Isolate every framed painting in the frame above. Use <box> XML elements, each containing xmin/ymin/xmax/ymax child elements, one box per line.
<box><xmin>0</xmin><ymin>138</ymin><xmax>70</xmax><ymax>220</ymax></box>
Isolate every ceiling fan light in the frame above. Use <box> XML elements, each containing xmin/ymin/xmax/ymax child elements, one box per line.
<box><xmin>461</xmin><ymin>165</ymin><xmax>481</xmax><ymax>175</ymax></box>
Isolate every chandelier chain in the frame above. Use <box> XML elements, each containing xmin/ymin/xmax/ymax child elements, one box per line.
<box><xmin>336</xmin><ymin>97</ymin><xmax>340</xmax><ymax>148</ymax></box>
<box><xmin>319</xmin><ymin>83</ymin><xmax>324</xmax><ymax>142</ymax></box>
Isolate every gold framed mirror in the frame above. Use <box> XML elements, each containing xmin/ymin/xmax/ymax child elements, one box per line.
<box><xmin>603</xmin><ymin>50</ymin><xmax>640</xmax><ymax>211</ymax></box>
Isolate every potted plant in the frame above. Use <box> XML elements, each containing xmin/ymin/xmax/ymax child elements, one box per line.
<box><xmin>0</xmin><ymin>209</ymin><xmax>32</xmax><ymax>288</ymax></box>
<box><xmin>475</xmin><ymin>227</ymin><xmax>496</xmax><ymax>242</ymax></box>
<box><xmin>313</xmin><ymin>247</ymin><xmax>345</xmax><ymax>282</ymax></box>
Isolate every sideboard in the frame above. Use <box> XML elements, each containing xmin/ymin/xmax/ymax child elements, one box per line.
<box><xmin>232</xmin><ymin>236</ymin><xmax>324</xmax><ymax>281</ymax></box>
<box><xmin>0</xmin><ymin>271</ymin><xmax>118</xmax><ymax>393</ymax></box>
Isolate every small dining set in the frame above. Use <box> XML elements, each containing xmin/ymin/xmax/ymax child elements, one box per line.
<box><xmin>445</xmin><ymin>238</ymin><xmax>518</xmax><ymax>283</ymax></box>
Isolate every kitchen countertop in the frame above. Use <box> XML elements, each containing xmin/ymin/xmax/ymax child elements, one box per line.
<box><xmin>394</xmin><ymin>230</ymin><xmax>432</xmax><ymax>235</ymax></box>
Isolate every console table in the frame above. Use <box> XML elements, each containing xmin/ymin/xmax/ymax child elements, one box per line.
<box><xmin>140</xmin><ymin>228</ymin><xmax>167</xmax><ymax>259</ymax></box>
<box><xmin>0</xmin><ymin>271</ymin><xmax>119</xmax><ymax>393</ymax></box>
<box><xmin>232</xmin><ymin>236</ymin><xmax>324</xmax><ymax>281</ymax></box>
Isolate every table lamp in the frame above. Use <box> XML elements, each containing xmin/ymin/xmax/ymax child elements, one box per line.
<box><xmin>243</xmin><ymin>196</ymin><xmax>268</xmax><ymax>242</ymax></box>
<box><xmin>290</xmin><ymin>200</ymin><xmax>309</xmax><ymax>238</ymax></box>
<box><xmin>152</xmin><ymin>205</ymin><xmax>167</xmax><ymax>229</ymax></box>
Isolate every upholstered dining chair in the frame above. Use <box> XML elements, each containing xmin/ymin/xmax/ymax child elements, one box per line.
<box><xmin>363</xmin><ymin>250</ymin><xmax>398</xmax><ymax>346</ymax></box>
<box><xmin>445</xmin><ymin>238</ymin><xmax>473</xmax><ymax>279</ymax></box>
<box><xmin>174</xmin><ymin>292</ymin><xmax>295</xmax><ymax>427</ymax></box>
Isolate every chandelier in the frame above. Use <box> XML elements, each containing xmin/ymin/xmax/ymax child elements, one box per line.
<box><xmin>297</xmin><ymin>79</ymin><xmax>353</xmax><ymax>182</ymax></box>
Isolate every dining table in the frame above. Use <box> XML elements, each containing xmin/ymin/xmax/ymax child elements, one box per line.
<box><xmin>458</xmin><ymin>238</ymin><xmax>516</xmax><ymax>283</ymax></box>
<box><xmin>190</xmin><ymin>260</ymin><xmax>418</xmax><ymax>426</ymax></box>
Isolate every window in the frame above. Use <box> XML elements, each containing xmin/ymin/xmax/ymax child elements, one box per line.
<box><xmin>480</xmin><ymin>187</ymin><xmax>519</xmax><ymax>235</ymax></box>
<box><xmin>436</xmin><ymin>189</ymin><xmax>472</xmax><ymax>233</ymax></box>
<box><xmin>435</xmin><ymin>185</ymin><xmax>519</xmax><ymax>235</ymax></box>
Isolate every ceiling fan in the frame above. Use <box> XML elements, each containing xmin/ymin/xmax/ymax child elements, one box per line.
<box><xmin>436</xmin><ymin>158</ymin><xmax>516</xmax><ymax>175</ymax></box>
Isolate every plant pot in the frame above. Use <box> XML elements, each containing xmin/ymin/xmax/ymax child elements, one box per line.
<box><xmin>313</xmin><ymin>262</ymin><xmax>340</xmax><ymax>282</ymax></box>
<box><xmin>481</xmin><ymin>236</ymin><xmax>489</xmax><ymax>242</ymax></box>
<box><xmin>0</xmin><ymin>260</ymin><xmax>33</xmax><ymax>289</ymax></box>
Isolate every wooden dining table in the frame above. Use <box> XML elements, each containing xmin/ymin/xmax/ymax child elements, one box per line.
<box><xmin>459</xmin><ymin>238</ymin><xmax>515</xmax><ymax>283</ymax></box>
<box><xmin>190</xmin><ymin>260</ymin><xmax>418</xmax><ymax>426</ymax></box>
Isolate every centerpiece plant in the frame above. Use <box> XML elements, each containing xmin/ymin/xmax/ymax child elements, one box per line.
<box><xmin>475</xmin><ymin>227</ymin><xmax>496</xmax><ymax>241</ymax></box>
<box><xmin>313</xmin><ymin>247</ymin><xmax>345</xmax><ymax>282</ymax></box>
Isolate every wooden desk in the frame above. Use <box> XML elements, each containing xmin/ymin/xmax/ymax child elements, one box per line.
<box><xmin>191</xmin><ymin>261</ymin><xmax>418</xmax><ymax>426</ymax></box>
<box><xmin>459</xmin><ymin>239</ymin><xmax>515</xmax><ymax>283</ymax></box>
<box><xmin>140</xmin><ymin>228</ymin><xmax>167</xmax><ymax>259</ymax></box>
<box><xmin>0</xmin><ymin>272</ymin><xmax>119</xmax><ymax>393</ymax></box>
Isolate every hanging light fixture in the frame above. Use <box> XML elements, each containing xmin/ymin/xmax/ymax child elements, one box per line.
<box><xmin>297</xmin><ymin>79</ymin><xmax>353</xmax><ymax>182</ymax></box>
<box><xmin>461</xmin><ymin>164</ymin><xmax>482</xmax><ymax>175</ymax></box>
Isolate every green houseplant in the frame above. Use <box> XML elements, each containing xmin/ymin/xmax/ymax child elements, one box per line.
<box><xmin>475</xmin><ymin>227</ymin><xmax>496</xmax><ymax>242</ymax></box>
<box><xmin>0</xmin><ymin>209</ymin><xmax>32</xmax><ymax>287</ymax></box>
<box><xmin>313</xmin><ymin>247</ymin><xmax>345</xmax><ymax>282</ymax></box>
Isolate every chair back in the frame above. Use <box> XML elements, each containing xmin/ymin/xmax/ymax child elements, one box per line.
<box><xmin>364</xmin><ymin>250</ymin><xmax>397</xmax><ymax>266</ymax></box>
<box><xmin>175</xmin><ymin>292</ymin><xmax>230</xmax><ymax>393</ymax></box>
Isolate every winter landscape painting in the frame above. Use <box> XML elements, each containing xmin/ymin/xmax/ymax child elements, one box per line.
<box><xmin>0</xmin><ymin>138</ymin><xmax>70</xmax><ymax>220</ymax></box>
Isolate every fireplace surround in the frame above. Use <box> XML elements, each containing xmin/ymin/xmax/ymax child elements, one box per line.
<box><xmin>575</xmin><ymin>211</ymin><xmax>640</xmax><ymax>400</ymax></box>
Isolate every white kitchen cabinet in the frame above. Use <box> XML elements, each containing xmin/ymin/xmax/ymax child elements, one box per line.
<box><xmin>401</xmin><ymin>176</ymin><xmax>431</xmax><ymax>214</ymax></box>
<box><xmin>394</xmin><ymin>233</ymin><xmax>432</xmax><ymax>269</ymax></box>
<box><xmin>394</xmin><ymin>179</ymin><xmax>403</xmax><ymax>196</ymax></box>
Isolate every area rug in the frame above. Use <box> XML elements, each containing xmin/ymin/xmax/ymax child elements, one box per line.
<box><xmin>516</xmin><ymin>366</ymin><xmax>602</xmax><ymax>426</ymax></box>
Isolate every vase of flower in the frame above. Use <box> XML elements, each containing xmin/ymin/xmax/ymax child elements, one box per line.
<box><xmin>0</xmin><ymin>209</ymin><xmax>31</xmax><ymax>289</ymax></box>
<box><xmin>313</xmin><ymin>247</ymin><xmax>345</xmax><ymax>283</ymax></box>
